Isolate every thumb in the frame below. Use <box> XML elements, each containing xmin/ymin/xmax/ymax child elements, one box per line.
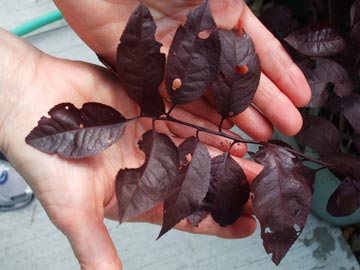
<box><xmin>60</xmin><ymin>212</ymin><xmax>122</xmax><ymax>270</ymax></box>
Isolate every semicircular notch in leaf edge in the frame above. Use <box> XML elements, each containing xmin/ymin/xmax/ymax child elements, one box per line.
<box><xmin>26</xmin><ymin>102</ymin><xmax>129</xmax><ymax>159</ymax></box>
<box><xmin>116</xmin><ymin>130</ymin><xmax>179</xmax><ymax>223</ymax></box>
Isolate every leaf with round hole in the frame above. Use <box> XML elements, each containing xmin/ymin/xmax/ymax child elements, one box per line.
<box><xmin>252</xmin><ymin>144</ymin><xmax>313</xmax><ymax>265</ymax></box>
<box><xmin>165</xmin><ymin>0</ymin><xmax>220</xmax><ymax>104</ymax></box>
<box><xmin>212</xmin><ymin>29</ymin><xmax>260</xmax><ymax>120</ymax></box>
<box><xmin>26</xmin><ymin>103</ymin><xmax>129</xmax><ymax>158</ymax></box>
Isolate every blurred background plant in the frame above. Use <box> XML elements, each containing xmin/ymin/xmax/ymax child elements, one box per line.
<box><xmin>248</xmin><ymin>0</ymin><xmax>360</xmax><ymax>262</ymax></box>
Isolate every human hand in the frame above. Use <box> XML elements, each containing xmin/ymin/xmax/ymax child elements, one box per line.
<box><xmin>54</xmin><ymin>0</ymin><xmax>311</xmax><ymax>141</ymax></box>
<box><xmin>0</xmin><ymin>28</ymin><xmax>259</xmax><ymax>270</ymax></box>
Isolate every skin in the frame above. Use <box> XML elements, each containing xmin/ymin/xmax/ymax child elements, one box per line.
<box><xmin>0</xmin><ymin>1</ymin><xmax>311</xmax><ymax>269</ymax></box>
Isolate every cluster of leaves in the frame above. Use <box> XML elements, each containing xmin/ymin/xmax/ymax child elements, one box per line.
<box><xmin>24</xmin><ymin>0</ymin><xmax>359</xmax><ymax>266</ymax></box>
<box><xmin>259</xmin><ymin>0</ymin><xmax>360</xmax><ymax>218</ymax></box>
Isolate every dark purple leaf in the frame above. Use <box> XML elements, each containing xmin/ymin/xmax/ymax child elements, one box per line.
<box><xmin>165</xmin><ymin>0</ymin><xmax>220</xmax><ymax>104</ymax></box>
<box><xmin>342</xmin><ymin>93</ymin><xmax>360</xmax><ymax>134</ymax></box>
<box><xmin>321</xmin><ymin>153</ymin><xmax>360</xmax><ymax>180</ymax></box>
<box><xmin>297</xmin><ymin>58</ymin><xmax>354</xmax><ymax>107</ymax></box>
<box><xmin>352</xmin><ymin>21</ymin><xmax>360</xmax><ymax>47</ymax></box>
<box><xmin>209</xmin><ymin>152</ymin><xmax>249</xmax><ymax>226</ymax></box>
<box><xmin>259</xmin><ymin>5</ymin><xmax>300</xmax><ymax>38</ymax></box>
<box><xmin>116</xmin><ymin>130</ymin><xmax>179</xmax><ymax>222</ymax></box>
<box><xmin>116</xmin><ymin>3</ymin><xmax>165</xmax><ymax>116</ymax></box>
<box><xmin>26</xmin><ymin>103</ymin><xmax>128</xmax><ymax>158</ymax></box>
<box><xmin>187</xmin><ymin>203</ymin><xmax>211</xmax><ymax>227</ymax></box>
<box><xmin>97</xmin><ymin>54</ymin><xmax>117</xmax><ymax>74</ymax></box>
<box><xmin>325</xmin><ymin>95</ymin><xmax>345</xmax><ymax>112</ymax></box>
<box><xmin>212</xmin><ymin>29</ymin><xmax>260</xmax><ymax>119</ymax></box>
<box><xmin>188</xmin><ymin>152</ymin><xmax>250</xmax><ymax>227</ymax></box>
<box><xmin>297</xmin><ymin>165</ymin><xmax>316</xmax><ymax>191</ymax></box>
<box><xmin>327</xmin><ymin>177</ymin><xmax>360</xmax><ymax>217</ymax></box>
<box><xmin>252</xmin><ymin>145</ymin><xmax>313</xmax><ymax>265</ymax></box>
<box><xmin>353</xmin><ymin>133</ymin><xmax>360</xmax><ymax>153</ymax></box>
<box><xmin>351</xmin><ymin>0</ymin><xmax>360</xmax><ymax>27</ymax></box>
<box><xmin>284</xmin><ymin>24</ymin><xmax>347</xmax><ymax>57</ymax></box>
<box><xmin>158</xmin><ymin>137</ymin><xmax>211</xmax><ymax>238</ymax></box>
<box><xmin>296</xmin><ymin>115</ymin><xmax>341</xmax><ymax>157</ymax></box>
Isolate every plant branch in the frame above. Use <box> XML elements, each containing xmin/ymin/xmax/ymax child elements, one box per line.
<box><xmin>155</xmin><ymin>114</ymin><xmax>266</xmax><ymax>145</ymax></box>
<box><xmin>142</xmin><ymin>114</ymin><xmax>336</xmax><ymax>169</ymax></box>
<box><xmin>280</xmin><ymin>146</ymin><xmax>334</xmax><ymax>168</ymax></box>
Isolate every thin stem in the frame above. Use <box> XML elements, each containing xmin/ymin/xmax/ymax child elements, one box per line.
<box><xmin>158</xmin><ymin>115</ymin><xmax>266</xmax><ymax>145</ymax></box>
<box><xmin>196</xmin><ymin>129</ymin><xmax>201</xmax><ymax>139</ymax></box>
<box><xmin>218</xmin><ymin>118</ymin><xmax>225</xmax><ymax>133</ymax></box>
<box><xmin>166</xmin><ymin>104</ymin><xmax>176</xmax><ymax>116</ymax></box>
<box><xmin>135</xmin><ymin>114</ymin><xmax>334</xmax><ymax>169</ymax></box>
<box><xmin>281</xmin><ymin>146</ymin><xmax>334</xmax><ymax>168</ymax></box>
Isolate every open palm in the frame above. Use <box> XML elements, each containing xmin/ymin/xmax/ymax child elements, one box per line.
<box><xmin>55</xmin><ymin>0</ymin><xmax>311</xmax><ymax>139</ymax></box>
<box><xmin>0</xmin><ymin>24</ymin><xmax>258</xmax><ymax>269</ymax></box>
<box><xmin>0</xmin><ymin>1</ymin><xmax>311</xmax><ymax>269</ymax></box>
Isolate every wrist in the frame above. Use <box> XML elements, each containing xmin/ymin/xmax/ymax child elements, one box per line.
<box><xmin>0</xmin><ymin>28</ymin><xmax>42</xmax><ymax>153</ymax></box>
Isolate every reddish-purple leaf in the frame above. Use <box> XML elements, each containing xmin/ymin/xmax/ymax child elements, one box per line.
<box><xmin>353</xmin><ymin>133</ymin><xmax>360</xmax><ymax>153</ymax></box>
<box><xmin>252</xmin><ymin>145</ymin><xmax>313</xmax><ymax>265</ymax></box>
<box><xmin>116</xmin><ymin>130</ymin><xmax>179</xmax><ymax>222</ymax></box>
<box><xmin>351</xmin><ymin>0</ymin><xmax>360</xmax><ymax>27</ymax></box>
<box><xmin>209</xmin><ymin>152</ymin><xmax>249</xmax><ymax>226</ymax></box>
<box><xmin>327</xmin><ymin>93</ymin><xmax>360</xmax><ymax>133</ymax></box>
<box><xmin>116</xmin><ymin>3</ymin><xmax>165</xmax><ymax>116</ymax></box>
<box><xmin>188</xmin><ymin>152</ymin><xmax>250</xmax><ymax>227</ymax></box>
<box><xmin>212</xmin><ymin>29</ymin><xmax>260</xmax><ymax>119</ymax></box>
<box><xmin>296</xmin><ymin>165</ymin><xmax>316</xmax><ymax>192</ymax></box>
<box><xmin>26</xmin><ymin>103</ymin><xmax>128</xmax><ymax>158</ymax></box>
<box><xmin>165</xmin><ymin>0</ymin><xmax>220</xmax><ymax>104</ymax></box>
<box><xmin>296</xmin><ymin>115</ymin><xmax>341</xmax><ymax>157</ymax></box>
<box><xmin>321</xmin><ymin>153</ymin><xmax>360</xmax><ymax>180</ymax></box>
<box><xmin>351</xmin><ymin>20</ymin><xmax>360</xmax><ymax>46</ymax></box>
<box><xmin>158</xmin><ymin>137</ymin><xmax>211</xmax><ymax>238</ymax></box>
<box><xmin>284</xmin><ymin>24</ymin><xmax>347</xmax><ymax>56</ymax></box>
<box><xmin>327</xmin><ymin>177</ymin><xmax>360</xmax><ymax>217</ymax></box>
<box><xmin>97</xmin><ymin>54</ymin><xmax>117</xmax><ymax>74</ymax></box>
<box><xmin>187</xmin><ymin>203</ymin><xmax>211</xmax><ymax>227</ymax></box>
<box><xmin>297</xmin><ymin>58</ymin><xmax>354</xmax><ymax>107</ymax></box>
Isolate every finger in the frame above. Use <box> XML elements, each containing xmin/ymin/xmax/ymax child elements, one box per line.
<box><xmin>252</xmin><ymin>73</ymin><xmax>304</xmax><ymax>136</ymax></box>
<box><xmin>178</xmin><ymin>98</ymin><xmax>234</xmax><ymax>130</ymax></box>
<box><xmin>57</xmin><ymin>211</ymin><xmax>122</xmax><ymax>270</ymax></box>
<box><xmin>203</xmin><ymin>90</ymin><xmax>274</xmax><ymax>141</ymax></box>
<box><xmin>167</xmin><ymin>107</ymin><xmax>247</xmax><ymax>156</ymax></box>
<box><xmin>175</xmin><ymin>213</ymin><xmax>256</xmax><ymax>239</ymax></box>
<box><xmin>54</xmin><ymin>0</ymin><xmax>127</xmax><ymax>64</ymax></box>
<box><xmin>230</xmin><ymin>106</ymin><xmax>274</xmax><ymax>141</ymax></box>
<box><xmin>141</xmin><ymin>204</ymin><xmax>256</xmax><ymax>239</ymax></box>
<box><xmin>160</xmin><ymin>81</ymin><xmax>234</xmax><ymax>130</ymax></box>
<box><xmin>240</xmin><ymin>5</ymin><xmax>311</xmax><ymax>107</ymax></box>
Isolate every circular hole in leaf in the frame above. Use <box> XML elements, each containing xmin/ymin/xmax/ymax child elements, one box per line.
<box><xmin>235</xmin><ymin>65</ymin><xmax>249</xmax><ymax>75</ymax></box>
<box><xmin>172</xmin><ymin>78</ymin><xmax>182</xmax><ymax>91</ymax></box>
<box><xmin>198</xmin><ymin>29</ymin><xmax>212</xmax><ymax>39</ymax></box>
